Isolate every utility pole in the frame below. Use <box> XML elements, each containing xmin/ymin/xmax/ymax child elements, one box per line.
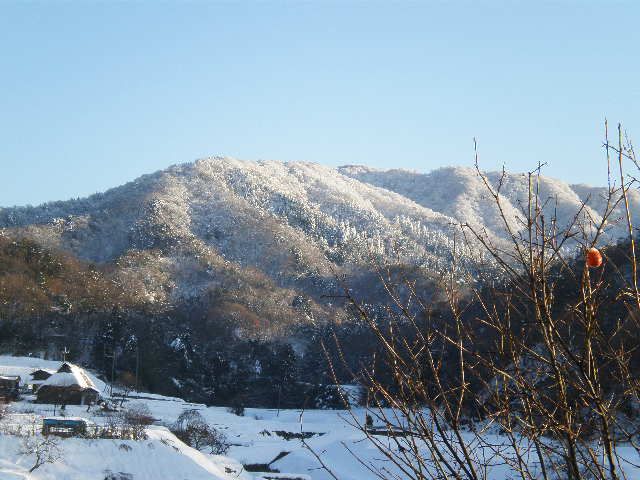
<box><xmin>111</xmin><ymin>348</ymin><xmax>116</xmax><ymax>397</ymax></box>
<box><xmin>135</xmin><ymin>339</ymin><xmax>139</xmax><ymax>392</ymax></box>
<box><xmin>105</xmin><ymin>345</ymin><xmax>117</xmax><ymax>397</ymax></box>
<box><xmin>276</xmin><ymin>384</ymin><xmax>282</xmax><ymax>417</ymax></box>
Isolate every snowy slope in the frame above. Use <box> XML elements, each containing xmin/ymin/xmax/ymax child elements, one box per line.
<box><xmin>0</xmin><ymin>427</ymin><xmax>244</xmax><ymax>480</ymax></box>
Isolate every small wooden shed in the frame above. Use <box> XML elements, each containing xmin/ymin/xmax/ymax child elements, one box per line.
<box><xmin>0</xmin><ymin>375</ymin><xmax>20</xmax><ymax>400</ymax></box>
<box><xmin>42</xmin><ymin>417</ymin><xmax>89</xmax><ymax>436</ymax></box>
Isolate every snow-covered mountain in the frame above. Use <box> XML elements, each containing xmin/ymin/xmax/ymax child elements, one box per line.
<box><xmin>339</xmin><ymin>164</ymin><xmax>640</xmax><ymax>244</ymax></box>
<box><xmin>1</xmin><ymin>158</ymin><xmax>636</xmax><ymax>308</ymax></box>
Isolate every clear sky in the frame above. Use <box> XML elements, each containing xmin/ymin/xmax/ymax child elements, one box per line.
<box><xmin>1</xmin><ymin>1</ymin><xmax>638</xmax><ymax>207</ymax></box>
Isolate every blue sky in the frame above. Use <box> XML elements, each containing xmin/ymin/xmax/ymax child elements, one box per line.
<box><xmin>0</xmin><ymin>1</ymin><xmax>638</xmax><ymax>207</ymax></box>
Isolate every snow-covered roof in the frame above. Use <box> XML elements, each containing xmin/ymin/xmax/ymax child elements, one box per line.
<box><xmin>30</xmin><ymin>368</ymin><xmax>55</xmax><ymax>375</ymax></box>
<box><xmin>0</xmin><ymin>356</ymin><xmax>107</xmax><ymax>392</ymax></box>
<box><xmin>40</xmin><ymin>363</ymin><xmax>98</xmax><ymax>392</ymax></box>
<box><xmin>43</xmin><ymin>416</ymin><xmax>88</xmax><ymax>422</ymax></box>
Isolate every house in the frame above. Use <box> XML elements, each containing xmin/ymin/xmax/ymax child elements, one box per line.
<box><xmin>29</xmin><ymin>368</ymin><xmax>55</xmax><ymax>392</ymax></box>
<box><xmin>36</xmin><ymin>362</ymin><xmax>100</xmax><ymax>405</ymax></box>
<box><xmin>0</xmin><ymin>375</ymin><xmax>20</xmax><ymax>400</ymax></box>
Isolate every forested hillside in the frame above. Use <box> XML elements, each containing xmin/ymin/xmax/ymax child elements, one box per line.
<box><xmin>1</xmin><ymin>158</ymin><xmax>637</xmax><ymax>408</ymax></box>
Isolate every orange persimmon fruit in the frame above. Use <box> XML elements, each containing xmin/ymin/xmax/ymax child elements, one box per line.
<box><xmin>586</xmin><ymin>247</ymin><xmax>603</xmax><ymax>268</ymax></box>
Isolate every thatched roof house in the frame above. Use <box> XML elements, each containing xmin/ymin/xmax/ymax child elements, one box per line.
<box><xmin>36</xmin><ymin>362</ymin><xmax>99</xmax><ymax>405</ymax></box>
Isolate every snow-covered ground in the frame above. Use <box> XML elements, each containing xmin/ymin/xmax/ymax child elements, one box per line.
<box><xmin>2</xmin><ymin>356</ymin><xmax>640</xmax><ymax>479</ymax></box>
<box><xmin>1</xmin><ymin>388</ymin><xmax>375</xmax><ymax>479</ymax></box>
<box><xmin>0</xmin><ymin>356</ymin><xmax>379</xmax><ymax>480</ymax></box>
<box><xmin>0</xmin><ymin>427</ymin><xmax>245</xmax><ymax>480</ymax></box>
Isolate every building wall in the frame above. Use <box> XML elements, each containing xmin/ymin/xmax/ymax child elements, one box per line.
<box><xmin>36</xmin><ymin>386</ymin><xmax>98</xmax><ymax>405</ymax></box>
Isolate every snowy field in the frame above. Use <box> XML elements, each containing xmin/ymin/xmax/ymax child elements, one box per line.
<box><xmin>0</xmin><ymin>355</ymin><xmax>383</xmax><ymax>480</ymax></box>
<box><xmin>1</xmin><ymin>356</ymin><xmax>640</xmax><ymax>479</ymax></box>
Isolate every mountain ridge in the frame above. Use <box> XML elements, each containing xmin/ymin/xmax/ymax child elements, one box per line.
<box><xmin>2</xmin><ymin>157</ymin><xmax>637</xmax><ymax>313</ymax></box>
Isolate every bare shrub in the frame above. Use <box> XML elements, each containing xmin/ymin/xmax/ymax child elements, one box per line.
<box><xmin>171</xmin><ymin>409</ymin><xmax>229</xmax><ymax>455</ymax></box>
<box><xmin>123</xmin><ymin>403</ymin><xmax>154</xmax><ymax>426</ymax></box>
<box><xmin>227</xmin><ymin>403</ymin><xmax>245</xmax><ymax>417</ymax></box>
<box><xmin>89</xmin><ymin>403</ymin><xmax>152</xmax><ymax>440</ymax></box>
<box><xmin>19</xmin><ymin>435</ymin><xmax>61</xmax><ymax>473</ymax></box>
<box><xmin>119</xmin><ymin>403</ymin><xmax>153</xmax><ymax>440</ymax></box>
